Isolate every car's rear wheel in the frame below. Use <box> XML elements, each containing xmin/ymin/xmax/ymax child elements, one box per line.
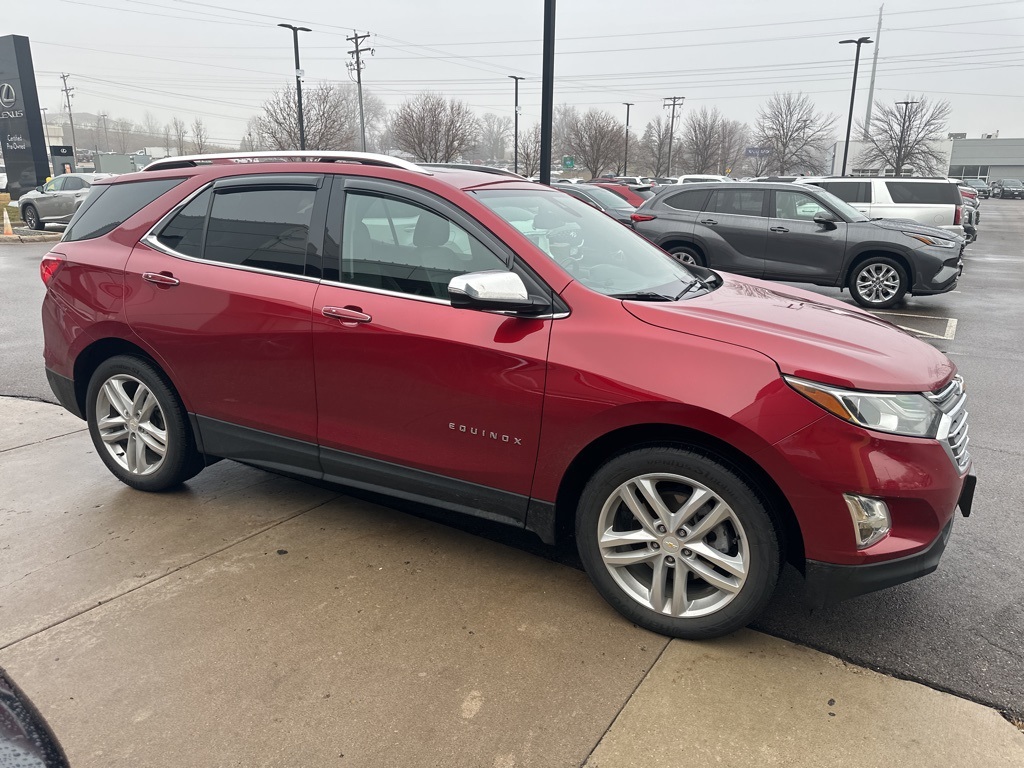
<box><xmin>848</xmin><ymin>256</ymin><xmax>908</xmax><ymax>309</ymax></box>
<box><xmin>667</xmin><ymin>245</ymin><xmax>705</xmax><ymax>267</ymax></box>
<box><xmin>86</xmin><ymin>356</ymin><xmax>204</xmax><ymax>491</ymax></box>
<box><xmin>575</xmin><ymin>447</ymin><xmax>780</xmax><ymax>639</ymax></box>
<box><xmin>22</xmin><ymin>204</ymin><xmax>43</xmax><ymax>231</ymax></box>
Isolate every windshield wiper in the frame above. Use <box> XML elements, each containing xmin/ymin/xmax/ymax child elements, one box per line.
<box><xmin>673</xmin><ymin>275</ymin><xmax>711</xmax><ymax>300</ymax></box>
<box><xmin>611</xmin><ymin>291</ymin><xmax>674</xmax><ymax>301</ymax></box>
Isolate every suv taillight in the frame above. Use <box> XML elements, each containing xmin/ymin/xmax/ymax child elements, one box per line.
<box><xmin>630</xmin><ymin>213</ymin><xmax>657</xmax><ymax>223</ymax></box>
<box><xmin>954</xmin><ymin>205</ymin><xmax>962</xmax><ymax>226</ymax></box>
<box><xmin>40</xmin><ymin>254</ymin><xmax>65</xmax><ymax>286</ymax></box>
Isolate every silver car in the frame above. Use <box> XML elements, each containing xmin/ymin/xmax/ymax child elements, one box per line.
<box><xmin>18</xmin><ymin>173</ymin><xmax>112</xmax><ymax>230</ymax></box>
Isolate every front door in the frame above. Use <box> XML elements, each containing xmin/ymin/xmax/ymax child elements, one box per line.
<box><xmin>763</xmin><ymin>189</ymin><xmax>848</xmax><ymax>283</ymax></box>
<box><xmin>312</xmin><ymin>179</ymin><xmax>551</xmax><ymax>524</ymax></box>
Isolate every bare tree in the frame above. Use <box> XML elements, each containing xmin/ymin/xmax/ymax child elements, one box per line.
<box><xmin>142</xmin><ymin>111</ymin><xmax>162</xmax><ymax>140</ymax></box>
<box><xmin>191</xmin><ymin>117</ymin><xmax>210</xmax><ymax>153</ymax></box>
<box><xmin>171</xmin><ymin>117</ymin><xmax>189</xmax><ymax>156</ymax></box>
<box><xmin>680</xmin><ymin>106</ymin><xmax>724</xmax><ymax>174</ymax></box>
<box><xmin>250</xmin><ymin>82</ymin><xmax>360</xmax><ymax>151</ymax></box>
<box><xmin>552</xmin><ymin>104</ymin><xmax>579</xmax><ymax>163</ymax></box>
<box><xmin>111</xmin><ymin>118</ymin><xmax>136</xmax><ymax>154</ymax></box>
<box><xmin>390</xmin><ymin>92</ymin><xmax>479</xmax><ymax>162</ymax></box>
<box><xmin>163</xmin><ymin>124</ymin><xmax>172</xmax><ymax>157</ymax></box>
<box><xmin>567</xmin><ymin>108</ymin><xmax>624</xmax><ymax>179</ymax></box>
<box><xmin>639</xmin><ymin>117</ymin><xmax>674</xmax><ymax>177</ymax></box>
<box><xmin>754</xmin><ymin>92</ymin><xmax>836</xmax><ymax>175</ymax></box>
<box><xmin>517</xmin><ymin>124</ymin><xmax>542</xmax><ymax>177</ymax></box>
<box><xmin>478</xmin><ymin>113</ymin><xmax>513</xmax><ymax>162</ymax></box>
<box><xmin>857</xmin><ymin>96</ymin><xmax>951</xmax><ymax>175</ymax></box>
<box><xmin>718</xmin><ymin>119</ymin><xmax>749</xmax><ymax>176</ymax></box>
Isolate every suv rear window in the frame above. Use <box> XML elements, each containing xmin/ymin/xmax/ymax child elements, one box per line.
<box><xmin>662</xmin><ymin>189</ymin><xmax>710</xmax><ymax>211</ymax></box>
<box><xmin>885</xmin><ymin>181</ymin><xmax>960</xmax><ymax>205</ymax></box>
<box><xmin>64</xmin><ymin>178</ymin><xmax>184</xmax><ymax>242</ymax></box>
<box><xmin>817</xmin><ymin>181</ymin><xmax>870</xmax><ymax>204</ymax></box>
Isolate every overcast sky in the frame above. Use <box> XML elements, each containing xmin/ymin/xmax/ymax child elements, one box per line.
<box><xmin>15</xmin><ymin>0</ymin><xmax>1024</xmax><ymax>148</ymax></box>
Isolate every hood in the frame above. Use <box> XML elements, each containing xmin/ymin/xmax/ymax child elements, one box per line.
<box><xmin>623</xmin><ymin>274</ymin><xmax>954</xmax><ymax>392</ymax></box>
<box><xmin>859</xmin><ymin>217</ymin><xmax>962</xmax><ymax>241</ymax></box>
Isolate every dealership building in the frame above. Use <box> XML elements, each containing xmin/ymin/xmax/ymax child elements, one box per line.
<box><xmin>828</xmin><ymin>136</ymin><xmax>1024</xmax><ymax>180</ymax></box>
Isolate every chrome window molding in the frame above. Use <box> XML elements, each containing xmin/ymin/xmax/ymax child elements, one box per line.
<box><xmin>140</xmin><ymin>234</ymin><xmax>320</xmax><ymax>284</ymax></box>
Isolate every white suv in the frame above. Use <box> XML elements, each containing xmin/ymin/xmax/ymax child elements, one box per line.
<box><xmin>795</xmin><ymin>177</ymin><xmax>964</xmax><ymax>238</ymax></box>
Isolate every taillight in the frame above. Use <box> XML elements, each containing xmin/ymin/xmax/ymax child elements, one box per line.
<box><xmin>40</xmin><ymin>254</ymin><xmax>65</xmax><ymax>286</ymax></box>
<box><xmin>954</xmin><ymin>206</ymin><xmax>962</xmax><ymax>226</ymax></box>
<box><xmin>630</xmin><ymin>213</ymin><xmax>657</xmax><ymax>223</ymax></box>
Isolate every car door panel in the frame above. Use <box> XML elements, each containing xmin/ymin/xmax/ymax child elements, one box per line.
<box><xmin>764</xmin><ymin>189</ymin><xmax>849</xmax><ymax>283</ymax></box>
<box><xmin>696</xmin><ymin>189</ymin><xmax>767</xmax><ymax>277</ymax></box>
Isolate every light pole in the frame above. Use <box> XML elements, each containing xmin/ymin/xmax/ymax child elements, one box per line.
<box><xmin>622</xmin><ymin>102</ymin><xmax>633</xmax><ymax>176</ymax></box>
<box><xmin>278</xmin><ymin>23</ymin><xmax>311</xmax><ymax>150</ymax></box>
<box><xmin>839</xmin><ymin>36</ymin><xmax>872</xmax><ymax>176</ymax></box>
<box><xmin>509</xmin><ymin>75</ymin><xmax>524</xmax><ymax>174</ymax></box>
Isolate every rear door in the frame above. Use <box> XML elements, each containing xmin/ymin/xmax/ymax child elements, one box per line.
<box><xmin>311</xmin><ymin>178</ymin><xmax>552</xmax><ymax>524</ymax></box>
<box><xmin>58</xmin><ymin>176</ymin><xmax>90</xmax><ymax>221</ymax></box>
<box><xmin>647</xmin><ymin>187</ymin><xmax>709</xmax><ymax>246</ymax></box>
<box><xmin>695</xmin><ymin>188</ymin><xmax>768</xmax><ymax>276</ymax></box>
<box><xmin>127</xmin><ymin>174</ymin><xmax>326</xmax><ymax>464</ymax></box>
<box><xmin>764</xmin><ymin>189</ymin><xmax>848</xmax><ymax>283</ymax></box>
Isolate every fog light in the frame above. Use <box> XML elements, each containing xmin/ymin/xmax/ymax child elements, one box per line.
<box><xmin>843</xmin><ymin>494</ymin><xmax>891</xmax><ymax>549</ymax></box>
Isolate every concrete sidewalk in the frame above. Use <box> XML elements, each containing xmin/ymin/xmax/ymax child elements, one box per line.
<box><xmin>1</xmin><ymin>396</ymin><xmax>1021</xmax><ymax>767</ymax></box>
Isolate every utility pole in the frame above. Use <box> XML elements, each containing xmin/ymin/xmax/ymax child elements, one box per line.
<box><xmin>347</xmin><ymin>30</ymin><xmax>374</xmax><ymax>152</ymax></box>
<box><xmin>278</xmin><ymin>23</ymin><xmax>311</xmax><ymax>150</ymax></box>
<box><xmin>663</xmin><ymin>96</ymin><xmax>684</xmax><ymax>177</ymax></box>
<box><xmin>622</xmin><ymin>102</ymin><xmax>633</xmax><ymax>176</ymax></box>
<box><xmin>60</xmin><ymin>73</ymin><xmax>77</xmax><ymax>157</ymax></box>
<box><xmin>539</xmin><ymin>0</ymin><xmax>556</xmax><ymax>185</ymax></box>
<box><xmin>863</xmin><ymin>4</ymin><xmax>884</xmax><ymax>139</ymax></box>
<box><xmin>100</xmin><ymin>113</ymin><xmax>110</xmax><ymax>153</ymax></box>
<box><xmin>509</xmin><ymin>75</ymin><xmax>524</xmax><ymax>174</ymax></box>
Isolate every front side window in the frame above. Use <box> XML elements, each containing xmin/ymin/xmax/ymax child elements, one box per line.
<box><xmin>342</xmin><ymin>192</ymin><xmax>508</xmax><ymax>299</ymax></box>
<box><xmin>774</xmin><ymin>190</ymin><xmax>829</xmax><ymax>221</ymax></box>
<box><xmin>203</xmin><ymin>187</ymin><xmax>315</xmax><ymax>275</ymax></box>
<box><xmin>43</xmin><ymin>178</ymin><xmax>64</xmax><ymax>193</ymax></box>
<box><xmin>709</xmin><ymin>189</ymin><xmax>765</xmax><ymax>216</ymax></box>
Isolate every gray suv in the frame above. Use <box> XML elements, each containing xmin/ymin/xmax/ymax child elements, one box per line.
<box><xmin>18</xmin><ymin>173</ymin><xmax>111</xmax><ymax>230</ymax></box>
<box><xmin>630</xmin><ymin>182</ymin><xmax>964</xmax><ymax>309</ymax></box>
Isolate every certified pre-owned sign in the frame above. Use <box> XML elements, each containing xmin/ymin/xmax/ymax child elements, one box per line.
<box><xmin>0</xmin><ymin>83</ymin><xmax>15</xmax><ymax>109</ymax></box>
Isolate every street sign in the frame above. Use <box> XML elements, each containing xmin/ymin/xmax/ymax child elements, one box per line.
<box><xmin>744</xmin><ymin>147</ymin><xmax>771</xmax><ymax>158</ymax></box>
<box><xmin>561</xmin><ymin>155</ymin><xmax>574</xmax><ymax>170</ymax></box>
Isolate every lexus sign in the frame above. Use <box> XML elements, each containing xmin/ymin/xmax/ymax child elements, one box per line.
<box><xmin>0</xmin><ymin>83</ymin><xmax>15</xmax><ymax>109</ymax></box>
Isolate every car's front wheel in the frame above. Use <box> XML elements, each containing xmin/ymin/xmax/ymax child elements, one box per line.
<box><xmin>86</xmin><ymin>356</ymin><xmax>204</xmax><ymax>491</ymax></box>
<box><xmin>575</xmin><ymin>447</ymin><xmax>780</xmax><ymax>639</ymax></box>
<box><xmin>848</xmin><ymin>256</ymin><xmax>908</xmax><ymax>309</ymax></box>
<box><xmin>22</xmin><ymin>204</ymin><xmax>43</xmax><ymax>231</ymax></box>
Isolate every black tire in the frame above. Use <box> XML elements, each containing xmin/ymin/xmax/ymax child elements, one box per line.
<box><xmin>667</xmin><ymin>245</ymin><xmax>705</xmax><ymax>267</ymax></box>
<box><xmin>575</xmin><ymin>447</ymin><xmax>780</xmax><ymax>640</ymax></box>
<box><xmin>86</xmin><ymin>355</ymin><xmax>204</xmax><ymax>491</ymax></box>
<box><xmin>22</xmin><ymin>204</ymin><xmax>43</xmax><ymax>231</ymax></box>
<box><xmin>848</xmin><ymin>256</ymin><xmax>908</xmax><ymax>309</ymax></box>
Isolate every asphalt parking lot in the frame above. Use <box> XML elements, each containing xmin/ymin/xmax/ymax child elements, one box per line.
<box><xmin>1</xmin><ymin>200</ymin><xmax>1022</xmax><ymax>765</ymax></box>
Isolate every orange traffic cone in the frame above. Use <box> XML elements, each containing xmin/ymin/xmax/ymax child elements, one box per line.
<box><xmin>2</xmin><ymin>208</ymin><xmax>13</xmax><ymax>236</ymax></box>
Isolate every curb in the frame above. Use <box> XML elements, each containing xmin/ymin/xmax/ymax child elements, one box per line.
<box><xmin>0</xmin><ymin>233</ymin><xmax>62</xmax><ymax>243</ymax></box>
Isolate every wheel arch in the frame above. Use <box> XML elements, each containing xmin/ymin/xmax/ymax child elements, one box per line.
<box><xmin>659</xmin><ymin>239</ymin><xmax>706</xmax><ymax>260</ymax></box>
<box><xmin>846</xmin><ymin>248</ymin><xmax>915</xmax><ymax>289</ymax></box>
<box><xmin>551</xmin><ymin>422</ymin><xmax>805</xmax><ymax>572</ymax></box>
<box><xmin>72</xmin><ymin>337</ymin><xmax>163</xmax><ymax>417</ymax></box>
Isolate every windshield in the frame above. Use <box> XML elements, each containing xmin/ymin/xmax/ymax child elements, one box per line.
<box><xmin>474</xmin><ymin>188</ymin><xmax>698</xmax><ymax>299</ymax></box>
<box><xmin>1002</xmin><ymin>179</ymin><xmax>1023</xmax><ymax>185</ymax></box>
<box><xmin>811</xmin><ymin>187</ymin><xmax>869</xmax><ymax>222</ymax></box>
<box><xmin>578</xmin><ymin>185</ymin><xmax>634</xmax><ymax>210</ymax></box>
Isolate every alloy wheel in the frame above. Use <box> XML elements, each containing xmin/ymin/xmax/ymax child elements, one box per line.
<box><xmin>855</xmin><ymin>263</ymin><xmax>901</xmax><ymax>304</ymax></box>
<box><xmin>94</xmin><ymin>375</ymin><xmax>169</xmax><ymax>476</ymax></box>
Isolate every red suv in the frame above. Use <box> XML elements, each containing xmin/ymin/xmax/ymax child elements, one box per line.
<box><xmin>41</xmin><ymin>152</ymin><xmax>975</xmax><ymax>639</ymax></box>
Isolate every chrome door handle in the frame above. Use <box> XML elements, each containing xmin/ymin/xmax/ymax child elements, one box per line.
<box><xmin>322</xmin><ymin>306</ymin><xmax>371</xmax><ymax>323</ymax></box>
<box><xmin>699</xmin><ymin>218</ymin><xmax>718</xmax><ymax>225</ymax></box>
<box><xmin>770</xmin><ymin>226</ymin><xmax>790</xmax><ymax>233</ymax></box>
<box><xmin>142</xmin><ymin>271</ymin><xmax>180</xmax><ymax>286</ymax></box>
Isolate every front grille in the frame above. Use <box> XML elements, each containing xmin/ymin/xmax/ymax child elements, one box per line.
<box><xmin>926</xmin><ymin>375</ymin><xmax>970</xmax><ymax>472</ymax></box>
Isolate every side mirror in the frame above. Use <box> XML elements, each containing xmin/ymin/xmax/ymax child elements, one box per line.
<box><xmin>36</xmin><ymin>185</ymin><xmax>44</xmax><ymax>193</ymax></box>
<box><xmin>813</xmin><ymin>210</ymin><xmax>838</xmax><ymax>229</ymax></box>
<box><xmin>448</xmin><ymin>271</ymin><xmax>548</xmax><ymax>315</ymax></box>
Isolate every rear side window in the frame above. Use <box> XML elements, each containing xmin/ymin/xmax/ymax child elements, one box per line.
<box><xmin>662</xmin><ymin>189</ymin><xmax>710</xmax><ymax>211</ymax></box>
<box><xmin>818</xmin><ymin>181</ymin><xmax>870</xmax><ymax>204</ymax></box>
<box><xmin>709</xmin><ymin>189</ymin><xmax>765</xmax><ymax>216</ymax></box>
<box><xmin>63</xmin><ymin>177</ymin><xmax>88</xmax><ymax>191</ymax></box>
<box><xmin>885</xmin><ymin>181</ymin><xmax>960</xmax><ymax>205</ymax></box>
<box><xmin>202</xmin><ymin>188</ymin><xmax>315</xmax><ymax>276</ymax></box>
<box><xmin>64</xmin><ymin>178</ymin><xmax>184</xmax><ymax>242</ymax></box>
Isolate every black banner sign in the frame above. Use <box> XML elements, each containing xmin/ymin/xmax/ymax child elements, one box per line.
<box><xmin>0</xmin><ymin>35</ymin><xmax>51</xmax><ymax>199</ymax></box>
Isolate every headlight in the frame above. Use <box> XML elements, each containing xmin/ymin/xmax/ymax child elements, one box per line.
<box><xmin>785</xmin><ymin>376</ymin><xmax>943</xmax><ymax>438</ymax></box>
<box><xmin>903</xmin><ymin>232</ymin><xmax>957</xmax><ymax>248</ymax></box>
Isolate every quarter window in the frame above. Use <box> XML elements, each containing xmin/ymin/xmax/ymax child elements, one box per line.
<box><xmin>662</xmin><ymin>189</ymin><xmax>710</xmax><ymax>211</ymax></box>
<box><xmin>342</xmin><ymin>192</ymin><xmax>507</xmax><ymax>299</ymax></box>
<box><xmin>709</xmin><ymin>189</ymin><xmax>765</xmax><ymax>216</ymax></box>
<box><xmin>64</xmin><ymin>178</ymin><xmax>184</xmax><ymax>242</ymax></box>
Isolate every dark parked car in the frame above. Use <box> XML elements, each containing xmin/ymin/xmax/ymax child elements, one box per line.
<box><xmin>630</xmin><ymin>182</ymin><xmax>964</xmax><ymax>309</ymax></box>
<box><xmin>41</xmin><ymin>151</ymin><xmax>973</xmax><ymax>640</ymax></box>
<box><xmin>556</xmin><ymin>183</ymin><xmax>636</xmax><ymax>223</ymax></box>
<box><xmin>961</xmin><ymin>178</ymin><xmax>990</xmax><ymax>198</ymax></box>
<box><xmin>991</xmin><ymin>178</ymin><xmax>1024</xmax><ymax>199</ymax></box>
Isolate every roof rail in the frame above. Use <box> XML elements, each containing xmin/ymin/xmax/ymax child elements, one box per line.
<box><xmin>142</xmin><ymin>150</ymin><xmax>429</xmax><ymax>174</ymax></box>
<box><xmin>420</xmin><ymin>163</ymin><xmax>527</xmax><ymax>179</ymax></box>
